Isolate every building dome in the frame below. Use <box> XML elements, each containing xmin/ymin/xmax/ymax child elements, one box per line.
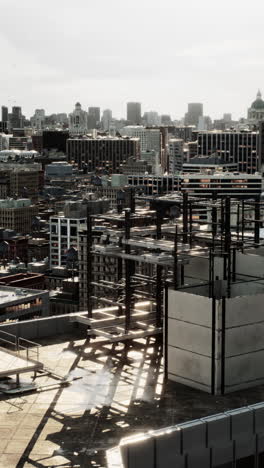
<box><xmin>75</xmin><ymin>102</ymin><xmax>81</xmax><ymax>108</ymax></box>
<box><xmin>251</xmin><ymin>90</ymin><xmax>264</xmax><ymax>109</ymax></box>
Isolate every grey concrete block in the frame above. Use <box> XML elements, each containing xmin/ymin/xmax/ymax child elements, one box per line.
<box><xmin>154</xmin><ymin>427</ymin><xmax>181</xmax><ymax>459</ymax></box>
<box><xmin>257</xmin><ymin>433</ymin><xmax>264</xmax><ymax>452</ymax></box>
<box><xmin>202</xmin><ymin>413</ymin><xmax>231</xmax><ymax>447</ymax></box>
<box><xmin>180</xmin><ymin>420</ymin><xmax>206</xmax><ymax>452</ymax></box>
<box><xmin>156</xmin><ymin>450</ymin><xmax>185</xmax><ymax>468</ymax></box>
<box><xmin>187</xmin><ymin>448</ymin><xmax>210</xmax><ymax>468</ymax></box>
<box><xmin>125</xmin><ymin>436</ymin><xmax>155</xmax><ymax>468</ymax></box>
<box><xmin>249</xmin><ymin>402</ymin><xmax>264</xmax><ymax>433</ymax></box>
<box><xmin>235</xmin><ymin>435</ymin><xmax>256</xmax><ymax>460</ymax></box>
<box><xmin>225</xmin><ymin>408</ymin><xmax>254</xmax><ymax>438</ymax></box>
<box><xmin>212</xmin><ymin>442</ymin><xmax>233</xmax><ymax>466</ymax></box>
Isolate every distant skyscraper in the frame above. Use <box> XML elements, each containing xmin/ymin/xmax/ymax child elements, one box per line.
<box><xmin>161</xmin><ymin>114</ymin><xmax>172</xmax><ymax>125</ymax></box>
<box><xmin>31</xmin><ymin>109</ymin><xmax>45</xmax><ymax>130</ymax></box>
<box><xmin>11</xmin><ymin>106</ymin><xmax>23</xmax><ymax>129</ymax></box>
<box><xmin>223</xmin><ymin>113</ymin><xmax>232</xmax><ymax>122</ymax></box>
<box><xmin>185</xmin><ymin>103</ymin><xmax>203</xmax><ymax>127</ymax></box>
<box><xmin>1</xmin><ymin>106</ymin><xmax>8</xmax><ymax>123</ymax></box>
<box><xmin>143</xmin><ymin>111</ymin><xmax>160</xmax><ymax>126</ymax></box>
<box><xmin>102</xmin><ymin>109</ymin><xmax>112</xmax><ymax>131</ymax></box>
<box><xmin>127</xmin><ymin>102</ymin><xmax>141</xmax><ymax>124</ymax></box>
<box><xmin>88</xmin><ymin>107</ymin><xmax>100</xmax><ymax>129</ymax></box>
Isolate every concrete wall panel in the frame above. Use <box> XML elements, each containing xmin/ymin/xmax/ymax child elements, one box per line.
<box><xmin>168</xmin><ymin>319</ymin><xmax>212</xmax><ymax>357</ymax></box>
<box><xmin>236</xmin><ymin>251</ymin><xmax>264</xmax><ymax>278</ymax></box>
<box><xmin>168</xmin><ymin>290</ymin><xmax>213</xmax><ymax>327</ymax></box>
<box><xmin>225</xmin><ymin>322</ymin><xmax>264</xmax><ymax>357</ymax></box>
<box><xmin>225</xmin><ymin>350</ymin><xmax>264</xmax><ymax>388</ymax></box>
<box><xmin>225</xmin><ymin>294</ymin><xmax>264</xmax><ymax>327</ymax></box>
<box><xmin>167</xmin><ymin>346</ymin><xmax>212</xmax><ymax>388</ymax></box>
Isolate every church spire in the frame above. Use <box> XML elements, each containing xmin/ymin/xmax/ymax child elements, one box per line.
<box><xmin>257</xmin><ymin>89</ymin><xmax>262</xmax><ymax>99</ymax></box>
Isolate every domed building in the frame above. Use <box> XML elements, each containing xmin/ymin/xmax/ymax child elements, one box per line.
<box><xmin>248</xmin><ymin>90</ymin><xmax>264</xmax><ymax>124</ymax></box>
<box><xmin>69</xmin><ymin>102</ymin><xmax>88</xmax><ymax>135</ymax></box>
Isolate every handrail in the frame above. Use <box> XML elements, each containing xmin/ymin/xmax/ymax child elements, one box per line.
<box><xmin>17</xmin><ymin>337</ymin><xmax>41</xmax><ymax>362</ymax></box>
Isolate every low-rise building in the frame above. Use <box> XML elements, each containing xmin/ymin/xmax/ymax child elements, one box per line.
<box><xmin>0</xmin><ymin>285</ymin><xmax>49</xmax><ymax>323</ymax></box>
<box><xmin>0</xmin><ymin>199</ymin><xmax>38</xmax><ymax>234</ymax></box>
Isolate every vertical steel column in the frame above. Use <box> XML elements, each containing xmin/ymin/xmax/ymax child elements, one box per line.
<box><xmin>211</xmin><ymin>296</ymin><xmax>216</xmax><ymax>395</ymax></box>
<box><xmin>156</xmin><ymin>206</ymin><xmax>163</xmax><ymax>327</ymax></box>
<box><xmin>183</xmin><ymin>192</ymin><xmax>188</xmax><ymax>244</ymax></box>
<box><xmin>156</xmin><ymin>265</ymin><xmax>163</xmax><ymax>327</ymax></box>
<box><xmin>236</xmin><ymin>203</ymin><xmax>240</xmax><ymax>242</ymax></box>
<box><xmin>242</xmin><ymin>199</ymin><xmax>245</xmax><ymax>248</ymax></box>
<box><xmin>224</xmin><ymin>197</ymin><xmax>232</xmax><ymax>296</ymax></box>
<box><xmin>86</xmin><ymin>210</ymin><xmax>93</xmax><ymax>318</ymax></box>
<box><xmin>212</xmin><ymin>205</ymin><xmax>217</xmax><ymax>237</ymax></box>
<box><xmin>125</xmin><ymin>209</ymin><xmax>132</xmax><ymax>333</ymax></box>
<box><xmin>254</xmin><ymin>197</ymin><xmax>260</xmax><ymax>245</ymax></box>
<box><xmin>164</xmin><ymin>282</ymin><xmax>169</xmax><ymax>383</ymax></box>
<box><xmin>221</xmin><ymin>297</ymin><xmax>226</xmax><ymax>395</ymax></box>
<box><xmin>156</xmin><ymin>207</ymin><xmax>163</xmax><ymax>240</ymax></box>
<box><xmin>130</xmin><ymin>188</ymin><xmax>136</xmax><ymax>214</ymax></box>
<box><xmin>189</xmin><ymin>201</ymin><xmax>193</xmax><ymax>248</ymax></box>
<box><xmin>173</xmin><ymin>225</ymin><xmax>178</xmax><ymax>290</ymax></box>
<box><xmin>232</xmin><ymin>248</ymin><xmax>236</xmax><ymax>282</ymax></box>
<box><xmin>220</xmin><ymin>198</ymin><xmax>225</xmax><ymax>254</ymax></box>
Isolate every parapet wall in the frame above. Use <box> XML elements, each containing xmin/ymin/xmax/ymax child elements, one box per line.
<box><xmin>0</xmin><ymin>313</ymin><xmax>86</xmax><ymax>341</ymax></box>
<box><xmin>116</xmin><ymin>402</ymin><xmax>264</xmax><ymax>468</ymax></box>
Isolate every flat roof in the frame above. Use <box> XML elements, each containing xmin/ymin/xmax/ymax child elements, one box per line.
<box><xmin>1</xmin><ymin>322</ymin><xmax>264</xmax><ymax>466</ymax></box>
<box><xmin>0</xmin><ymin>286</ymin><xmax>47</xmax><ymax>306</ymax></box>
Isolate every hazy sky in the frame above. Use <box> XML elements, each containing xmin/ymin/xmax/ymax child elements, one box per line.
<box><xmin>1</xmin><ymin>0</ymin><xmax>263</xmax><ymax>120</ymax></box>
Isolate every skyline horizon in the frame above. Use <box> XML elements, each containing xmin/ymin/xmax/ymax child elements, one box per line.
<box><xmin>1</xmin><ymin>91</ymin><xmax>261</xmax><ymax>122</ymax></box>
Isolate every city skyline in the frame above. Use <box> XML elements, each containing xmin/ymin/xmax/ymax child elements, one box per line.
<box><xmin>0</xmin><ymin>0</ymin><xmax>263</xmax><ymax>120</ymax></box>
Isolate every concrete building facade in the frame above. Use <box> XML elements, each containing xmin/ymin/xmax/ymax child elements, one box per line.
<box><xmin>69</xmin><ymin>102</ymin><xmax>88</xmax><ymax>135</ymax></box>
<box><xmin>67</xmin><ymin>137</ymin><xmax>140</xmax><ymax>172</ymax></box>
<box><xmin>0</xmin><ymin>199</ymin><xmax>38</xmax><ymax>234</ymax></box>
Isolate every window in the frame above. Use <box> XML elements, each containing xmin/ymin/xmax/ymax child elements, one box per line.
<box><xmin>61</xmin><ymin>225</ymin><xmax>67</xmax><ymax>236</ymax></box>
<box><xmin>70</xmin><ymin>226</ymin><xmax>77</xmax><ymax>236</ymax></box>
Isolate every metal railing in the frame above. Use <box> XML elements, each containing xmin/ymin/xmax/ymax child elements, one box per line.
<box><xmin>0</xmin><ymin>330</ymin><xmax>41</xmax><ymax>362</ymax></box>
<box><xmin>17</xmin><ymin>337</ymin><xmax>41</xmax><ymax>362</ymax></box>
<box><xmin>0</xmin><ymin>330</ymin><xmax>17</xmax><ymax>352</ymax></box>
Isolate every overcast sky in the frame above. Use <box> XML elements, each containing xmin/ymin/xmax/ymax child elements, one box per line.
<box><xmin>0</xmin><ymin>0</ymin><xmax>263</xmax><ymax>120</ymax></box>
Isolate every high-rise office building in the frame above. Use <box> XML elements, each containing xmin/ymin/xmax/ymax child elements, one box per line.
<box><xmin>11</xmin><ymin>106</ymin><xmax>23</xmax><ymax>129</ymax></box>
<box><xmin>88</xmin><ymin>107</ymin><xmax>100</xmax><ymax>129</ymax></box>
<box><xmin>185</xmin><ymin>103</ymin><xmax>203</xmax><ymax>127</ymax></box>
<box><xmin>127</xmin><ymin>102</ymin><xmax>141</xmax><ymax>124</ymax></box>
<box><xmin>161</xmin><ymin>115</ymin><xmax>172</xmax><ymax>125</ymax></box>
<box><xmin>198</xmin><ymin>130</ymin><xmax>259</xmax><ymax>173</ymax></box>
<box><xmin>143</xmin><ymin>111</ymin><xmax>160</xmax><ymax>126</ymax></box>
<box><xmin>1</xmin><ymin>106</ymin><xmax>8</xmax><ymax>123</ymax></box>
<box><xmin>102</xmin><ymin>109</ymin><xmax>112</xmax><ymax>131</ymax></box>
<box><xmin>120</xmin><ymin>125</ymin><xmax>161</xmax><ymax>156</ymax></box>
<box><xmin>67</xmin><ymin>136</ymin><xmax>140</xmax><ymax>172</ymax></box>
